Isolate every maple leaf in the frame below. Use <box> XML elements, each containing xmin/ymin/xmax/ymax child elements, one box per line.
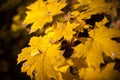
<box><xmin>85</xmin><ymin>26</ymin><xmax>120</xmax><ymax>68</ymax></box>
<box><xmin>18</xmin><ymin>44</ymin><xmax>69</xmax><ymax>80</ymax></box>
<box><xmin>29</xmin><ymin>36</ymin><xmax>51</xmax><ymax>53</ymax></box>
<box><xmin>17</xmin><ymin>47</ymin><xmax>32</xmax><ymax>64</ymax></box>
<box><xmin>72</xmin><ymin>0</ymin><xmax>115</xmax><ymax>20</ymax></box>
<box><xmin>89</xmin><ymin>27</ymin><xmax>120</xmax><ymax>58</ymax></box>
<box><xmin>84</xmin><ymin>38</ymin><xmax>104</xmax><ymax>68</ymax></box>
<box><xmin>79</xmin><ymin>63</ymin><xmax>120</xmax><ymax>80</ymax></box>
<box><xmin>79</xmin><ymin>67</ymin><xmax>102</xmax><ymax>80</ymax></box>
<box><xmin>49</xmin><ymin>21</ymin><xmax>79</xmax><ymax>42</ymax></box>
<box><xmin>63</xmin><ymin>21</ymin><xmax>79</xmax><ymax>40</ymax></box>
<box><xmin>24</xmin><ymin>0</ymin><xmax>67</xmax><ymax>33</ymax></box>
<box><xmin>101</xmin><ymin>63</ymin><xmax>120</xmax><ymax>80</ymax></box>
<box><xmin>71</xmin><ymin>0</ymin><xmax>113</xmax><ymax>31</ymax></box>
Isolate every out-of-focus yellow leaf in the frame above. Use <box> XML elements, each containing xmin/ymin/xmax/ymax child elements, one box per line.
<box><xmin>79</xmin><ymin>67</ymin><xmax>102</xmax><ymax>80</ymax></box>
<box><xmin>73</xmin><ymin>0</ymin><xmax>115</xmax><ymax>20</ymax></box>
<box><xmin>101</xmin><ymin>63</ymin><xmax>120</xmax><ymax>80</ymax></box>
<box><xmin>79</xmin><ymin>63</ymin><xmax>120</xmax><ymax>80</ymax></box>
<box><xmin>95</xmin><ymin>16</ymin><xmax>109</xmax><ymax>28</ymax></box>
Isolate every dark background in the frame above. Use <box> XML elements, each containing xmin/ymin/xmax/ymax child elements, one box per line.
<box><xmin>0</xmin><ymin>0</ymin><xmax>35</xmax><ymax>80</ymax></box>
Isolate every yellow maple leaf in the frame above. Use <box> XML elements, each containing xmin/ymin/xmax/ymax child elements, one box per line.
<box><xmin>24</xmin><ymin>0</ymin><xmax>67</xmax><ymax>33</ymax></box>
<box><xmin>101</xmin><ymin>63</ymin><xmax>120</xmax><ymax>80</ymax></box>
<box><xmin>71</xmin><ymin>0</ymin><xmax>113</xmax><ymax>31</ymax></box>
<box><xmin>29</xmin><ymin>35</ymin><xmax>53</xmax><ymax>53</ymax></box>
<box><xmin>85</xmin><ymin>27</ymin><xmax>120</xmax><ymax>68</ymax></box>
<box><xmin>51</xmin><ymin>21</ymin><xmax>79</xmax><ymax>41</ymax></box>
<box><xmin>63</xmin><ymin>21</ymin><xmax>79</xmax><ymax>40</ymax></box>
<box><xmin>17</xmin><ymin>47</ymin><xmax>32</xmax><ymax>64</ymax></box>
<box><xmin>89</xmin><ymin>27</ymin><xmax>120</xmax><ymax>58</ymax></box>
<box><xmin>18</xmin><ymin>44</ymin><xmax>68</xmax><ymax>80</ymax></box>
<box><xmin>85</xmin><ymin>38</ymin><xmax>104</xmax><ymax>68</ymax></box>
<box><xmin>79</xmin><ymin>67</ymin><xmax>102</xmax><ymax>80</ymax></box>
<box><xmin>79</xmin><ymin>63</ymin><xmax>120</xmax><ymax>80</ymax></box>
<box><xmin>73</xmin><ymin>0</ymin><xmax>115</xmax><ymax>20</ymax></box>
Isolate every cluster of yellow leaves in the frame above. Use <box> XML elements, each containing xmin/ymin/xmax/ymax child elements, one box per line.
<box><xmin>18</xmin><ymin>0</ymin><xmax>120</xmax><ymax>80</ymax></box>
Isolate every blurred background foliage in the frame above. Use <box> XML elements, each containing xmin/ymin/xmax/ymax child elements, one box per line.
<box><xmin>0</xmin><ymin>0</ymin><xmax>36</xmax><ymax>80</ymax></box>
<box><xmin>0</xmin><ymin>0</ymin><xmax>120</xmax><ymax>80</ymax></box>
